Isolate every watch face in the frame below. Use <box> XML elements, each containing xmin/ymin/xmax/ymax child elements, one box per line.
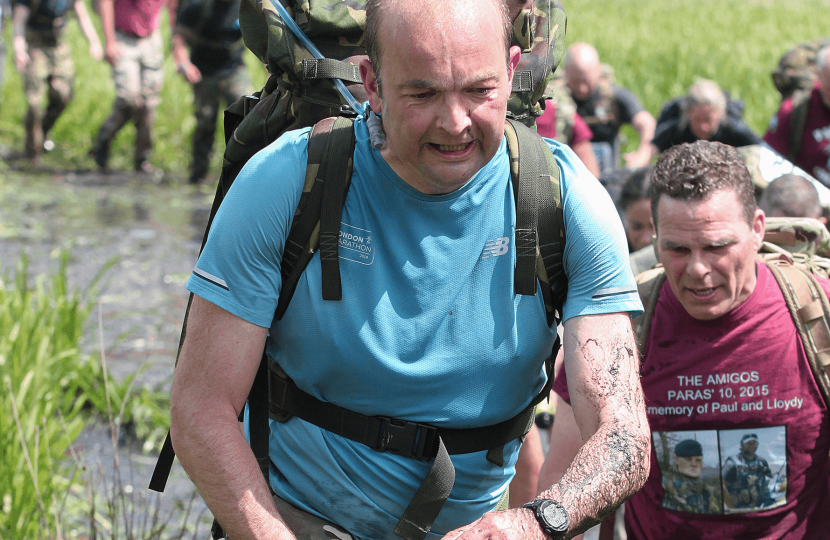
<box><xmin>541</xmin><ymin>501</ymin><xmax>569</xmax><ymax>533</ymax></box>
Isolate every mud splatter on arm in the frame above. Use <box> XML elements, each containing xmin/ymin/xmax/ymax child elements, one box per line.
<box><xmin>538</xmin><ymin>312</ymin><xmax>651</xmax><ymax>537</ymax></box>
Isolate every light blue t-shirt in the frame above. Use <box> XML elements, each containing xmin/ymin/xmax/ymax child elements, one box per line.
<box><xmin>187</xmin><ymin>114</ymin><xmax>641</xmax><ymax>539</ymax></box>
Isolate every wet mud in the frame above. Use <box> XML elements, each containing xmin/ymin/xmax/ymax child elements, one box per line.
<box><xmin>0</xmin><ymin>165</ymin><xmax>215</xmax><ymax>533</ymax></box>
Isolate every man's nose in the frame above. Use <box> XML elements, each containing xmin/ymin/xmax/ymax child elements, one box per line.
<box><xmin>437</xmin><ymin>94</ymin><xmax>472</xmax><ymax>135</ymax></box>
<box><xmin>686</xmin><ymin>251</ymin><xmax>711</xmax><ymax>278</ymax></box>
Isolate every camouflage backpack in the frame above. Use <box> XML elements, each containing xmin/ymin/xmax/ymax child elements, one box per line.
<box><xmin>634</xmin><ymin>217</ymin><xmax>830</xmax><ymax>415</ymax></box>
<box><xmin>771</xmin><ymin>38</ymin><xmax>830</xmax><ymax>100</ymax></box>
<box><xmin>769</xmin><ymin>38</ymin><xmax>830</xmax><ymax>161</ymax></box>
<box><xmin>150</xmin><ymin>2</ymin><xmax>571</xmax><ymax>539</ymax></box>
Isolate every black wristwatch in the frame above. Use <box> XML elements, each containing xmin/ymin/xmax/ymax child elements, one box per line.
<box><xmin>522</xmin><ymin>499</ymin><xmax>569</xmax><ymax>540</ymax></box>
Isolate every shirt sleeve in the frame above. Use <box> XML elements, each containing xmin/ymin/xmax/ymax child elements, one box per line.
<box><xmin>763</xmin><ymin>98</ymin><xmax>795</xmax><ymax>156</ymax></box>
<box><xmin>613</xmin><ymin>85</ymin><xmax>645</xmax><ymax>124</ymax></box>
<box><xmin>547</xmin><ymin>141</ymin><xmax>643</xmax><ymax>322</ymax></box>
<box><xmin>652</xmin><ymin>119</ymin><xmax>679</xmax><ymax>153</ymax></box>
<box><xmin>569</xmin><ymin>112</ymin><xmax>593</xmax><ymax>146</ymax></box>
<box><xmin>185</xmin><ymin>128</ymin><xmax>312</xmax><ymax>328</ymax></box>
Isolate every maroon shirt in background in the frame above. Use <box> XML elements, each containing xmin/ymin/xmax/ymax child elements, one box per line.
<box><xmin>114</xmin><ymin>0</ymin><xmax>168</xmax><ymax>37</ymax></box>
<box><xmin>553</xmin><ymin>262</ymin><xmax>830</xmax><ymax>539</ymax></box>
<box><xmin>763</xmin><ymin>82</ymin><xmax>830</xmax><ymax>187</ymax></box>
<box><xmin>535</xmin><ymin>104</ymin><xmax>594</xmax><ymax>147</ymax></box>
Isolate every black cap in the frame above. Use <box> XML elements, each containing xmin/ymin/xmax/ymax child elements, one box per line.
<box><xmin>674</xmin><ymin>439</ymin><xmax>703</xmax><ymax>457</ymax></box>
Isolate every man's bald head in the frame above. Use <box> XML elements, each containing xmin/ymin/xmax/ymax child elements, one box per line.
<box><xmin>364</xmin><ymin>0</ymin><xmax>511</xmax><ymax>92</ymax></box>
<box><xmin>564</xmin><ymin>42</ymin><xmax>602</xmax><ymax>100</ymax></box>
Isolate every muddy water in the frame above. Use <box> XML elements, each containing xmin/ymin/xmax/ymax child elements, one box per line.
<box><xmin>0</xmin><ymin>167</ymin><xmax>215</xmax><ymax>535</ymax></box>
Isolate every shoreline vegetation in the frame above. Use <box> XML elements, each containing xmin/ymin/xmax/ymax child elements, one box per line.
<box><xmin>0</xmin><ymin>252</ymin><xmax>195</xmax><ymax>539</ymax></box>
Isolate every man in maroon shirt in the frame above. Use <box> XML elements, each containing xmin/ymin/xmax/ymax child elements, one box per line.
<box><xmin>90</xmin><ymin>0</ymin><xmax>177</xmax><ymax>175</ymax></box>
<box><xmin>542</xmin><ymin>141</ymin><xmax>830</xmax><ymax>539</ymax></box>
<box><xmin>764</xmin><ymin>46</ymin><xmax>830</xmax><ymax>188</ymax></box>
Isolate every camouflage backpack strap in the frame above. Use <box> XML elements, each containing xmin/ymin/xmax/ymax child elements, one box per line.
<box><xmin>503</xmin><ymin>118</ymin><xmax>566</xmax><ymax>417</ymax></box>
<box><xmin>763</xmin><ymin>258</ymin><xmax>830</xmax><ymax>411</ymax></box>
<box><xmin>503</xmin><ymin>118</ymin><xmax>567</xmax><ymax>326</ymax></box>
<box><xmin>787</xmin><ymin>89</ymin><xmax>812</xmax><ymax>162</ymax></box>
<box><xmin>632</xmin><ymin>267</ymin><xmax>667</xmax><ymax>355</ymax></box>
<box><xmin>275</xmin><ymin>115</ymin><xmax>356</xmax><ymax>320</ymax></box>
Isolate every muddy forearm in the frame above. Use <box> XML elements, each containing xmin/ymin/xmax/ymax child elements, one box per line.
<box><xmin>539</xmin><ymin>417</ymin><xmax>650</xmax><ymax>536</ymax></box>
<box><xmin>540</xmin><ymin>314</ymin><xmax>651</xmax><ymax>537</ymax></box>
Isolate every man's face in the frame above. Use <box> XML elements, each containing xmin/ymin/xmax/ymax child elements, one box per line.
<box><xmin>688</xmin><ymin>104</ymin><xmax>724</xmax><ymax>141</ymax></box>
<box><xmin>675</xmin><ymin>455</ymin><xmax>703</xmax><ymax>479</ymax></box>
<box><xmin>741</xmin><ymin>440</ymin><xmax>759</xmax><ymax>458</ymax></box>
<box><xmin>360</xmin><ymin>2</ymin><xmax>520</xmax><ymax>195</ymax></box>
<box><xmin>624</xmin><ymin>198</ymin><xmax>654</xmax><ymax>251</ymax></box>
<box><xmin>818</xmin><ymin>64</ymin><xmax>830</xmax><ymax>109</ymax></box>
<box><xmin>565</xmin><ymin>62</ymin><xmax>601</xmax><ymax>101</ymax></box>
<box><xmin>656</xmin><ymin>189</ymin><xmax>765</xmax><ymax>320</ymax></box>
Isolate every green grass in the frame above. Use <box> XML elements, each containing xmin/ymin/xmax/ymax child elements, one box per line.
<box><xmin>1</xmin><ymin>0</ymin><xmax>828</xmax><ymax>172</ymax></box>
<box><xmin>0</xmin><ymin>252</ymin><xmax>175</xmax><ymax>539</ymax></box>
<box><xmin>562</xmin><ymin>0</ymin><xmax>830</xmax><ymax>151</ymax></box>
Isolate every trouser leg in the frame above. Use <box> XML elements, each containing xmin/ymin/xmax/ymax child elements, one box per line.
<box><xmin>92</xmin><ymin>31</ymin><xmax>141</xmax><ymax>168</ymax></box>
<box><xmin>134</xmin><ymin>30</ymin><xmax>164</xmax><ymax>168</ymax></box>
<box><xmin>189</xmin><ymin>74</ymin><xmax>221</xmax><ymax>183</ymax></box>
<box><xmin>23</xmin><ymin>34</ymin><xmax>49</xmax><ymax>158</ymax></box>
<box><xmin>41</xmin><ymin>31</ymin><xmax>74</xmax><ymax>139</ymax></box>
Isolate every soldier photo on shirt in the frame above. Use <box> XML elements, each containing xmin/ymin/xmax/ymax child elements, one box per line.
<box><xmin>653</xmin><ymin>431</ymin><xmax>722</xmax><ymax>515</ymax></box>
<box><xmin>721</xmin><ymin>428</ymin><xmax>788</xmax><ymax>514</ymax></box>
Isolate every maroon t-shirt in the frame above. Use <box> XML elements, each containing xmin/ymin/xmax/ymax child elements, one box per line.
<box><xmin>114</xmin><ymin>0</ymin><xmax>168</xmax><ymax>37</ymax></box>
<box><xmin>536</xmin><ymin>104</ymin><xmax>594</xmax><ymax>147</ymax></box>
<box><xmin>763</xmin><ymin>82</ymin><xmax>830</xmax><ymax>187</ymax></box>
<box><xmin>553</xmin><ymin>262</ymin><xmax>830</xmax><ymax>539</ymax></box>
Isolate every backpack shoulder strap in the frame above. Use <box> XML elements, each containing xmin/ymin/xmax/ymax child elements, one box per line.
<box><xmin>274</xmin><ymin>115</ymin><xmax>356</xmax><ymax>320</ymax></box>
<box><xmin>503</xmin><ymin>118</ymin><xmax>567</xmax><ymax>326</ymax></box>
<box><xmin>788</xmin><ymin>90</ymin><xmax>811</xmax><ymax>161</ymax></box>
<box><xmin>503</xmin><ymin>118</ymin><xmax>566</xmax><ymax>412</ymax></box>
<box><xmin>633</xmin><ymin>267</ymin><xmax>667</xmax><ymax>355</ymax></box>
<box><xmin>764</xmin><ymin>259</ymin><xmax>830</xmax><ymax>411</ymax></box>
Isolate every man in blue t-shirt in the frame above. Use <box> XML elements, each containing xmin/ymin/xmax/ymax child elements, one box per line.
<box><xmin>169</xmin><ymin>1</ymin><xmax>649</xmax><ymax>539</ymax></box>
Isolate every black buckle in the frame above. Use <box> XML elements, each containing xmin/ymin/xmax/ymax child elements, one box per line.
<box><xmin>377</xmin><ymin>418</ymin><xmax>439</xmax><ymax>460</ymax></box>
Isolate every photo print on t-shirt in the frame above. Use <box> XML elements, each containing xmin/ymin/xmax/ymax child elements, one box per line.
<box><xmin>720</xmin><ymin>426</ymin><xmax>787</xmax><ymax>514</ymax></box>
<box><xmin>653</xmin><ymin>430</ymin><xmax>723</xmax><ymax>515</ymax></box>
<box><xmin>653</xmin><ymin>426</ymin><xmax>788</xmax><ymax>515</ymax></box>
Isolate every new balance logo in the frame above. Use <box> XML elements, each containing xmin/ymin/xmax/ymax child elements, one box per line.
<box><xmin>482</xmin><ymin>237</ymin><xmax>510</xmax><ymax>259</ymax></box>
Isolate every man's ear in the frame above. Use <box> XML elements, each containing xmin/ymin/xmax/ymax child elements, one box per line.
<box><xmin>507</xmin><ymin>45</ymin><xmax>521</xmax><ymax>85</ymax></box>
<box><xmin>360</xmin><ymin>59</ymin><xmax>382</xmax><ymax>114</ymax></box>
<box><xmin>752</xmin><ymin>208</ymin><xmax>766</xmax><ymax>250</ymax></box>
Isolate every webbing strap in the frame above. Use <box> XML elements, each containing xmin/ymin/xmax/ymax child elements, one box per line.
<box><xmin>302</xmin><ymin>58</ymin><xmax>362</xmax><ymax>83</ymax></box>
<box><xmin>148</xmin><ymin>433</ymin><xmax>174</xmax><ymax>492</ymax></box>
<box><xmin>511</xmin><ymin>121</ymin><xmax>544</xmax><ymax>296</ymax></box>
<box><xmin>511</xmin><ymin>70</ymin><xmax>533</xmax><ymax>92</ymax></box>
<box><xmin>319</xmin><ymin>117</ymin><xmax>357</xmax><ymax>300</ymax></box>
<box><xmin>393</xmin><ymin>438</ymin><xmax>454</xmax><ymax>540</ymax></box>
<box><xmin>268</xmin><ymin>368</ymin><xmax>537</xmax><ymax>540</ymax></box>
<box><xmin>249</xmin><ymin>351</ymin><xmax>271</xmax><ymax>481</ymax></box>
<box><xmin>268</xmin><ymin>366</ymin><xmax>536</xmax><ymax>457</ymax></box>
